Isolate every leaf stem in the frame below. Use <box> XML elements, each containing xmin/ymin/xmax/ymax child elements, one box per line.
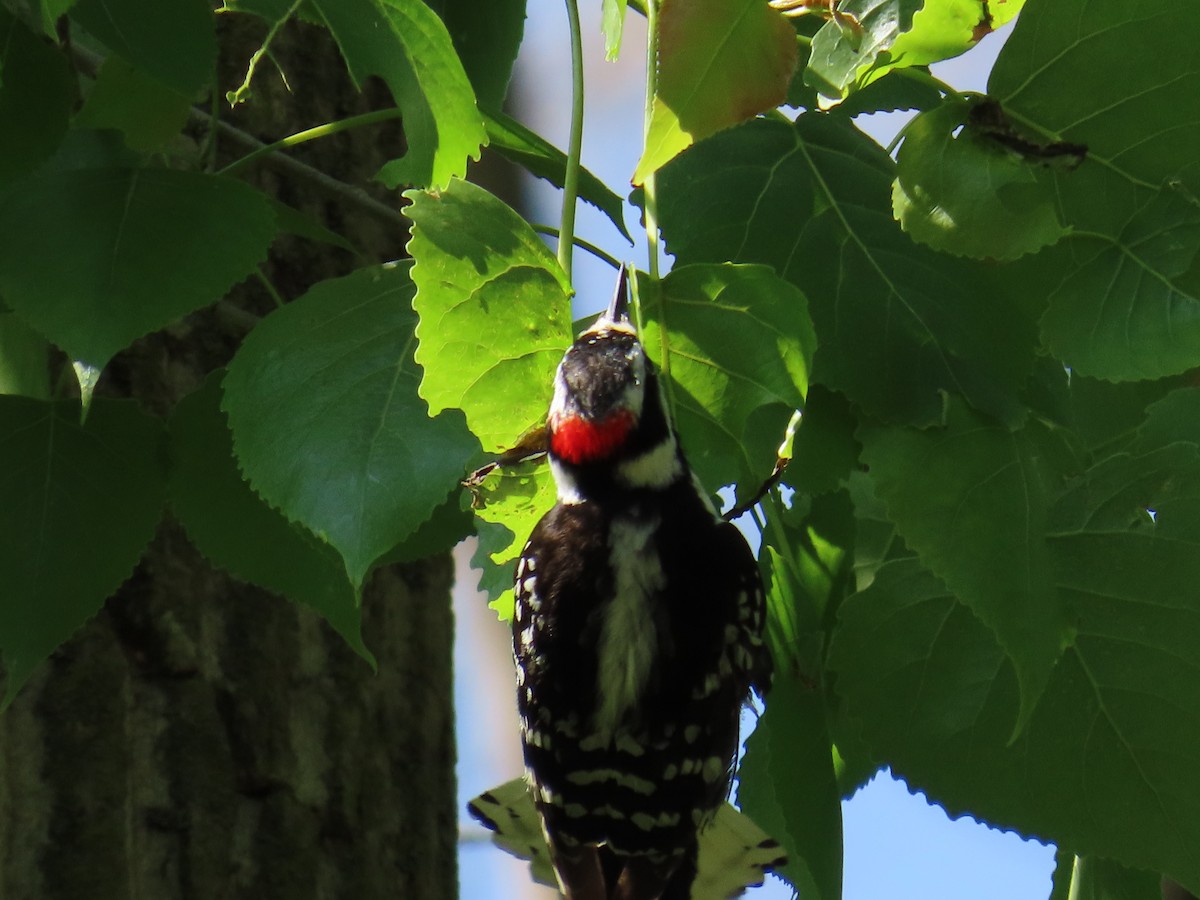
<box><xmin>255</xmin><ymin>268</ymin><xmax>286</xmax><ymax>308</ymax></box>
<box><xmin>226</xmin><ymin>0</ymin><xmax>305</xmax><ymax>107</ymax></box>
<box><xmin>532</xmin><ymin>225</ymin><xmax>622</xmax><ymax>269</ymax></box>
<box><xmin>641</xmin><ymin>0</ymin><xmax>662</xmax><ymax>287</ymax></box>
<box><xmin>559</xmin><ymin>0</ymin><xmax>586</xmax><ymax>283</ymax></box>
<box><xmin>217</xmin><ymin>107</ymin><xmax>403</xmax><ymax>177</ymax></box>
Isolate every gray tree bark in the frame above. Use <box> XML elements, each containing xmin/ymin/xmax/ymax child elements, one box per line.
<box><xmin>0</xmin><ymin>14</ymin><xmax>459</xmax><ymax>900</ymax></box>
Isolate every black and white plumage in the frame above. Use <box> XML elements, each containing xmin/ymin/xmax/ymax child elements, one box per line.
<box><xmin>511</xmin><ymin>267</ymin><xmax>773</xmax><ymax>900</ymax></box>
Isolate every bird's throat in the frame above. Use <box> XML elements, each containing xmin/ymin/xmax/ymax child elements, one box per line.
<box><xmin>550</xmin><ymin>410</ymin><xmax>635</xmax><ymax>465</ymax></box>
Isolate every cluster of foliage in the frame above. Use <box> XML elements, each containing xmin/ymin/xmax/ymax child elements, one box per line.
<box><xmin>0</xmin><ymin>0</ymin><xmax>1198</xmax><ymax>896</ymax></box>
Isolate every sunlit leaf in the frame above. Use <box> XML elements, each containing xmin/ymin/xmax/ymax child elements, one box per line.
<box><xmin>634</xmin><ymin>0</ymin><xmax>796</xmax><ymax>183</ymax></box>
<box><xmin>855</xmin><ymin>0</ymin><xmax>1025</xmax><ymax>92</ymax></box>
<box><xmin>805</xmin><ymin>0</ymin><xmax>921</xmax><ymax>101</ymax></box>
<box><xmin>312</xmin><ymin>0</ymin><xmax>487</xmax><ymax>189</ymax></box>
<box><xmin>223</xmin><ymin>263</ymin><xmax>479</xmax><ymax>588</ymax></box>
<box><xmin>602</xmin><ymin>0</ymin><xmax>629</xmax><ymax>60</ymax></box>
<box><xmin>405</xmin><ymin>178</ymin><xmax>573</xmax><ymax>454</ymax></box>
<box><xmin>641</xmin><ymin>263</ymin><xmax>814</xmax><ymax>497</ymax></box>
<box><xmin>468</xmin><ymin>461</ymin><xmax>557</xmax><ymax>621</ymax></box>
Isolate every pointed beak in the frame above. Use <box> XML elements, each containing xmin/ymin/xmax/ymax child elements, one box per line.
<box><xmin>602</xmin><ymin>265</ymin><xmax>632</xmax><ymax>325</ymax></box>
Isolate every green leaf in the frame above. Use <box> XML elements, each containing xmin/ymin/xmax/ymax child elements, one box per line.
<box><xmin>1071</xmin><ymin>857</ymin><xmax>1163</xmax><ymax>900</ymax></box>
<box><xmin>830</xmin><ymin>537</ymin><xmax>1200</xmax><ymax>894</ymax></box>
<box><xmin>0</xmin><ymin>10</ymin><xmax>71</xmax><ymax>187</ymax></box>
<box><xmin>405</xmin><ymin>178</ymin><xmax>573</xmax><ymax>454</ymax></box>
<box><xmin>468</xmin><ymin>461</ymin><xmax>557</xmax><ymax>621</ymax></box>
<box><xmin>169</xmin><ymin>373</ymin><xmax>374</xmax><ymax>665</ymax></box>
<box><xmin>312</xmin><ymin>0</ymin><xmax>487</xmax><ymax>189</ymax></box>
<box><xmin>856</xmin><ymin>0</ymin><xmax>1025</xmax><ymax>93</ymax></box>
<box><xmin>270</xmin><ymin>200</ymin><xmax>358</xmax><ymax>254</ymax></box>
<box><xmin>830</xmin><ymin>68</ymin><xmax>944</xmax><ymax>117</ymax></box>
<box><xmin>641</xmin><ymin>263</ymin><xmax>815</xmax><ymax>497</ymax></box>
<box><xmin>220</xmin><ymin>0</ymin><xmax>302</xmax><ymax>19</ymax></box>
<box><xmin>805</xmin><ymin>0</ymin><xmax>921</xmax><ymax>101</ymax></box>
<box><xmin>738</xmin><ymin>675</ymin><xmax>842</xmax><ymax>900</ymax></box>
<box><xmin>990</xmin><ymin>0</ymin><xmax>1200</xmax><ymax>381</ymax></box>
<box><xmin>657</xmin><ymin>114</ymin><xmax>1036</xmax><ymax>424</ymax></box>
<box><xmin>0</xmin><ymin>168</ymin><xmax>276</xmax><ymax>381</ymax></box>
<box><xmin>36</xmin><ymin>0</ymin><xmax>77</xmax><ymax>33</ymax></box>
<box><xmin>1026</xmin><ymin>182</ymin><xmax>1200</xmax><ymax>381</ymax></box>
<box><xmin>859</xmin><ymin>401</ymin><xmax>1073</xmax><ymax>731</ymax></box>
<box><xmin>0</xmin><ymin>312</ymin><xmax>50</xmax><ymax>398</ymax></box>
<box><xmin>483</xmin><ymin>108</ymin><xmax>632</xmax><ymax>243</ymax></box>
<box><xmin>0</xmin><ymin>397</ymin><xmax>165</xmax><ymax>705</ymax></box>
<box><xmin>377</xmin><ymin>491</ymin><xmax>474</xmax><ymax>565</ymax></box>
<box><xmin>1049</xmin><ymin>849</ymin><xmax>1074</xmax><ymax>900</ymax></box>
<box><xmin>633</xmin><ymin>0</ymin><xmax>797</xmax><ymax>183</ymax></box>
<box><xmin>601</xmin><ymin>0</ymin><xmax>628</xmax><ymax>61</ymax></box>
<box><xmin>893</xmin><ymin>99</ymin><xmax>1068</xmax><ymax>259</ymax></box>
<box><xmin>222</xmin><ymin>263</ymin><xmax>479</xmax><ymax>588</ymax></box>
<box><xmin>75</xmin><ymin>55</ymin><xmax>193</xmax><ymax>152</ymax></box>
<box><xmin>1067</xmin><ymin>375</ymin><xmax>1184</xmax><ymax>454</ymax></box>
<box><xmin>788</xmin><ymin>386</ymin><xmax>861</xmax><ymax>495</ymax></box>
<box><xmin>70</xmin><ymin>0</ymin><xmax>216</xmax><ymax>95</ymax></box>
<box><xmin>430</xmin><ymin>0</ymin><xmax>526</xmax><ymax>109</ymax></box>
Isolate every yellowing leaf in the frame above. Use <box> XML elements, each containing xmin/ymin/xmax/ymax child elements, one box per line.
<box><xmin>634</xmin><ymin>0</ymin><xmax>796</xmax><ymax>184</ymax></box>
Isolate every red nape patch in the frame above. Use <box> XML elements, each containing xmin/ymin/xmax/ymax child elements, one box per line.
<box><xmin>550</xmin><ymin>411</ymin><xmax>635</xmax><ymax>464</ymax></box>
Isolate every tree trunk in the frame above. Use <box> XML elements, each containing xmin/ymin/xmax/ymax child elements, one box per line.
<box><xmin>0</xmin><ymin>15</ymin><xmax>457</xmax><ymax>900</ymax></box>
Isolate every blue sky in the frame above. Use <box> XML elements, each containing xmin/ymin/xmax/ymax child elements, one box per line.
<box><xmin>456</xmin><ymin>4</ymin><xmax>1058</xmax><ymax>897</ymax></box>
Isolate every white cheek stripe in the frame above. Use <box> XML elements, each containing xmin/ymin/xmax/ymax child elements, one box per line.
<box><xmin>617</xmin><ymin>439</ymin><xmax>681</xmax><ymax>489</ymax></box>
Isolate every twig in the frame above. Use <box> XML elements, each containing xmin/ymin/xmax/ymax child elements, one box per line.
<box><xmin>723</xmin><ymin>457</ymin><xmax>790</xmax><ymax>522</ymax></box>
<box><xmin>69</xmin><ymin>41</ymin><xmax>408</xmax><ymax>231</ymax></box>
<box><xmin>187</xmin><ymin>108</ymin><xmax>409</xmax><ymax>229</ymax></box>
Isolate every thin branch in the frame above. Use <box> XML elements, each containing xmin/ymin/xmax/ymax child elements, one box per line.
<box><xmin>531</xmin><ymin>225</ymin><xmax>622</xmax><ymax>269</ymax></box>
<box><xmin>558</xmin><ymin>0</ymin><xmax>586</xmax><ymax>281</ymax></box>
<box><xmin>723</xmin><ymin>457</ymin><xmax>790</xmax><ymax>522</ymax></box>
<box><xmin>225</xmin><ymin>0</ymin><xmax>304</xmax><ymax>107</ymax></box>
<box><xmin>185</xmin><ymin>108</ymin><xmax>409</xmax><ymax>230</ymax></box>
<box><xmin>69</xmin><ymin>41</ymin><xmax>408</xmax><ymax>231</ymax></box>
